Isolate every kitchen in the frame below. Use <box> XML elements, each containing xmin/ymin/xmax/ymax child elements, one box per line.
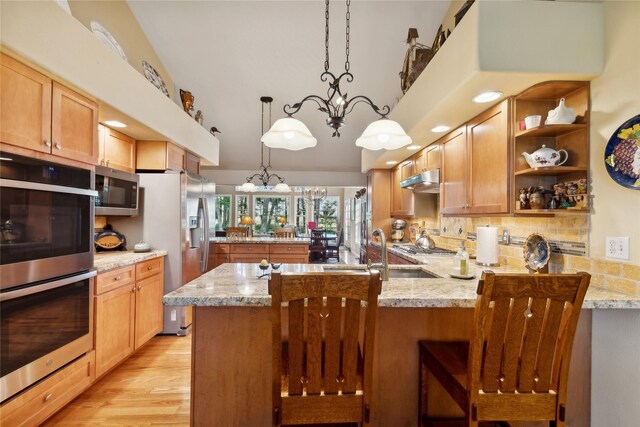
<box><xmin>1</xmin><ymin>1</ymin><xmax>639</xmax><ymax>427</ymax></box>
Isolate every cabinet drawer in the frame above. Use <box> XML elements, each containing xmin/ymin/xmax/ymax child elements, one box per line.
<box><xmin>270</xmin><ymin>244</ymin><xmax>308</xmax><ymax>255</ymax></box>
<box><xmin>96</xmin><ymin>265</ymin><xmax>135</xmax><ymax>295</ymax></box>
<box><xmin>229</xmin><ymin>253</ymin><xmax>267</xmax><ymax>263</ymax></box>
<box><xmin>214</xmin><ymin>243</ymin><xmax>230</xmax><ymax>254</ymax></box>
<box><xmin>270</xmin><ymin>254</ymin><xmax>308</xmax><ymax>264</ymax></box>
<box><xmin>229</xmin><ymin>244</ymin><xmax>269</xmax><ymax>254</ymax></box>
<box><xmin>0</xmin><ymin>351</ymin><xmax>95</xmax><ymax>427</ymax></box>
<box><xmin>136</xmin><ymin>257</ymin><xmax>164</xmax><ymax>281</ymax></box>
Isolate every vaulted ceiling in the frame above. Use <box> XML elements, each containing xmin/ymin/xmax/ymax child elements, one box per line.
<box><xmin>128</xmin><ymin>1</ymin><xmax>451</xmax><ymax>174</ymax></box>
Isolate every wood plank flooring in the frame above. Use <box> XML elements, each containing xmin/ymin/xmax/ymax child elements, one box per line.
<box><xmin>44</xmin><ymin>335</ymin><xmax>191</xmax><ymax>426</ymax></box>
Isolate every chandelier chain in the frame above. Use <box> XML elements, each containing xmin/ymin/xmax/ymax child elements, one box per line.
<box><xmin>345</xmin><ymin>0</ymin><xmax>350</xmax><ymax>72</ymax></box>
<box><xmin>324</xmin><ymin>0</ymin><xmax>330</xmax><ymax>72</ymax></box>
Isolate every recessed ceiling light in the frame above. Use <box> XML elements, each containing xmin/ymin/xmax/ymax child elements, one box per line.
<box><xmin>406</xmin><ymin>145</ymin><xmax>421</xmax><ymax>151</ymax></box>
<box><xmin>473</xmin><ymin>91</ymin><xmax>503</xmax><ymax>104</ymax></box>
<box><xmin>431</xmin><ymin>125</ymin><xmax>450</xmax><ymax>133</ymax></box>
<box><xmin>104</xmin><ymin>120</ymin><xmax>127</xmax><ymax>128</ymax></box>
<box><xmin>386</xmin><ymin>160</ymin><xmax>398</xmax><ymax>165</ymax></box>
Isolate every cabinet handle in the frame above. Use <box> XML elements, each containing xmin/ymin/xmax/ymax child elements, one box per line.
<box><xmin>54</xmin><ymin>142</ymin><xmax>62</xmax><ymax>150</ymax></box>
<box><xmin>44</xmin><ymin>139</ymin><xmax>52</xmax><ymax>148</ymax></box>
<box><xmin>137</xmin><ymin>285</ymin><xmax>142</xmax><ymax>291</ymax></box>
<box><xmin>43</xmin><ymin>393</ymin><xmax>53</xmax><ymax>402</ymax></box>
<box><xmin>131</xmin><ymin>286</ymin><xmax>136</xmax><ymax>293</ymax></box>
<box><xmin>147</xmin><ymin>266</ymin><xmax>152</xmax><ymax>271</ymax></box>
<box><xmin>114</xmin><ymin>275</ymin><xmax>121</xmax><ymax>281</ymax></box>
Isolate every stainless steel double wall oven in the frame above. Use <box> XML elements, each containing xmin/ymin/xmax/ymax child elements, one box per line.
<box><xmin>0</xmin><ymin>151</ymin><xmax>97</xmax><ymax>402</ymax></box>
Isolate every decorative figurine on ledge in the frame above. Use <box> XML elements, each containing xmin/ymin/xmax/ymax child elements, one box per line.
<box><xmin>210</xmin><ymin>126</ymin><xmax>221</xmax><ymax>136</ymax></box>
<box><xmin>194</xmin><ymin>110</ymin><xmax>203</xmax><ymax>125</ymax></box>
<box><xmin>179</xmin><ymin>89</ymin><xmax>194</xmax><ymax>117</ymax></box>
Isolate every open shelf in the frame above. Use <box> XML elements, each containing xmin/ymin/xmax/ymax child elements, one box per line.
<box><xmin>515</xmin><ymin>123</ymin><xmax>587</xmax><ymax>138</ymax></box>
<box><xmin>515</xmin><ymin>166</ymin><xmax>588</xmax><ymax>176</ymax></box>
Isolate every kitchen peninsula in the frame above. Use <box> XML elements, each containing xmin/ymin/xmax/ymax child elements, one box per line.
<box><xmin>164</xmin><ymin>261</ymin><xmax>640</xmax><ymax>427</ymax></box>
<box><xmin>209</xmin><ymin>236</ymin><xmax>310</xmax><ymax>267</ymax></box>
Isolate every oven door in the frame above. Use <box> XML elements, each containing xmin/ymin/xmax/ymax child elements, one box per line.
<box><xmin>0</xmin><ymin>270</ymin><xmax>95</xmax><ymax>403</ymax></box>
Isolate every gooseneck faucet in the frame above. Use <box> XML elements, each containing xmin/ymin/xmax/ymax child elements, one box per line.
<box><xmin>368</xmin><ymin>228</ymin><xmax>389</xmax><ymax>281</ymax></box>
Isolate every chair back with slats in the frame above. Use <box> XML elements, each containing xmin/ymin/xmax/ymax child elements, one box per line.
<box><xmin>225</xmin><ymin>226</ymin><xmax>248</xmax><ymax>238</ymax></box>
<box><xmin>269</xmin><ymin>271</ymin><xmax>382</xmax><ymax>426</ymax></box>
<box><xmin>467</xmin><ymin>271</ymin><xmax>591</xmax><ymax>422</ymax></box>
<box><xmin>274</xmin><ymin>227</ymin><xmax>295</xmax><ymax>238</ymax></box>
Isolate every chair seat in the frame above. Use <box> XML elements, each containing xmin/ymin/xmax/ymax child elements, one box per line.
<box><xmin>419</xmin><ymin>341</ymin><xmax>469</xmax><ymax>411</ymax></box>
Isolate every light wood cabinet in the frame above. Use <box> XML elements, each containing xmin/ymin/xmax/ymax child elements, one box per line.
<box><xmin>228</xmin><ymin>243</ymin><xmax>269</xmax><ymax>263</ymax></box>
<box><xmin>94</xmin><ymin>257</ymin><xmax>164</xmax><ymax>379</ymax></box>
<box><xmin>136</xmin><ymin>140</ymin><xmax>185</xmax><ymax>171</ymax></box>
<box><xmin>98</xmin><ymin>124</ymin><xmax>136</xmax><ymax>173</ymax></box>
<box><xmin>441</xmin><ymin>99</ymin><xmax>511</xmax><ymax>215</ymax></box>
<box><xmin>390</xmin><ymin>160</ymin><xmax>415</xmax><ymax>217</ymax></box>
<box><xmin>513</xmin><ymin>81</ymin><xmax>590</xmax><ymax>215</ymax></box>
<box><xmin>210</xmin><ymin>243</ymin><xmax>229</xmax><ymax>269</ymax></box>
<box><xmin>0</xmin><ymin>352</ymin><xmax>95</xmax><ymax>427</ymax></box>
<box><xmin>269</xmin><ymin>244</ymin><xmax>308</xmax><ymax>263</ymax></box>
<box><xmin>412</xmin><ymin>144</ymin><xmax>440</xmax><ymax>175</ymax></box>
<box><xmin>0</xmin><ymin>54</ymin><xmax>98</xmax><ymax>165</ymax></box>
<box><xmin>185</xmin><ymin>151</ymin><xmax>201</xmax><ymax>174</ymax></box>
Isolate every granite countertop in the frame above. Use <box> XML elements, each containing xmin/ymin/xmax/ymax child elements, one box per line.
<box><xmin>211</xmin><ymin>237</ymin><xmax>310</xmax><ymax>244</ymax></box>
<box><xmin>94</xmin><ymin>250</ymin><xmax>167</xmax><ymax>273</ymax></box>
<box><xmin>163</xmin><ymin>260</ymin><xmax>640</xmax><ymax>309</ymax></box>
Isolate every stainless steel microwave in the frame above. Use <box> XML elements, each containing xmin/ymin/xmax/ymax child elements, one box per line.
<box><xmin>95</xmin><ymin>165</ymin><xmax>139</xmax><ymax>216</ymax></box>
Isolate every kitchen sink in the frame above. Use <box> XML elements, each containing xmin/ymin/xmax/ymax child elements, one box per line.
<box><xmin>323</xmin><ymin>266</ymin><xmax>438</xmax><ymax>278</ymax></box>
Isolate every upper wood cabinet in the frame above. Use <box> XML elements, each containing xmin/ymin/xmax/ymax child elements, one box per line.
<box><xmin>441</xmin><ymin>99</ymin><xmax>511</xmax><ymax>215</ymax></box>
<box><xmin>412</xmin><ymin>144</ymin><xmax>441</xmax><ymax>175</ymax></box>
<box><xmin>98</xmin><ymin>124</ymin><xmax>136</xmax><ymax>173</ymax></box>
<box><xmin>185</xmin><ymin>151</ymin><xmax>201</xmax><ymax>175</ymax></box>
<box><xmin>390</xmin><ymin>160</ymin><xmax>415</xmax><ymax>217</ymax></box>
<box><xmin>136</xmin><ymin>140</ymin><xmax>186</xmax><ymax>172</ymax></box>
<box><xmin>1</xmin><ymin>54</ymin><xmax>98</xmax><ymax>165</ymax></box>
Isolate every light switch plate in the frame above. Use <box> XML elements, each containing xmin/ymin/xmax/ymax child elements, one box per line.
<box><xmin>606</xmin><ymin>236</ymin><xmax>629</xmax><ymax>260</ymax></box>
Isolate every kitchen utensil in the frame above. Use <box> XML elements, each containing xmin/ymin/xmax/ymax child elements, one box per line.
<box><xmin>523</xmin><ymin>233</ymin><xmax>551</xmax><ymax>272</ymax></box>
<box><xmin>522</xmin><ymin>144</ymin><xmax>568</xmax><ymax>168</ymax></box>
<box><xmin>391</xmin><ymin>219</ymin><xmax>407</xmax><ymax>242</ymax></box>
<box><xmin>448</xmin><ymin>272</ymin><xmax>476</xmax><ymax>280</ymax></box>
<box><xmin>545</xmin><ymin>98</ymin><xmax>575</xmax><ymax>125</ymax></box>
<box><xmin>1</xmin><ymin>220</ymin><xmax>23</xmax><ymax>243</ymax></box>
<box><xmin>94</xmin><ymin>225</ymin><xmax>127</xmax><ymax>251</ymax></box>
<box><xmin>415</xmin><ymin>230</ymin><xmax>435</xmax><ymax>249</ymax></box>
<box><xmin>524</xmin><ymin>115</ymin><xmax>541</xmax><ymax>129</ymax></box>
<box><xmin>134</xmin><ymin>241</ymin><xmax>152</xmax><ymax>253</ymax></box>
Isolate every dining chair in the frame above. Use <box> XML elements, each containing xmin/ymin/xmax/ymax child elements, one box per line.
<box><xmin>325</xmin><ymin>228</ymin><xmax>344</xmax><ymax>263</ymax></box>
<box><xmin>274</xmin><ymin>227</ymin><xmax>295</xmax><ymax>238</ymax></box>
<box><xmin>269</xmin><ymin>270</ymin><xmax>382</xmax><ymax>426</ymax></box>
<box><xmin>225</xmin><ymin>226</ymin><xmax>249</xmax><ymax>238</ymax></box>
<box><xmin>418</xmin><ymin>270</ymin><xmax>591</xmax><ymax>427</ymax></box>
<box><xmin>309</xmin><ymin>228</ymin><xmax>326</xmax><ymax>262</ymax></box>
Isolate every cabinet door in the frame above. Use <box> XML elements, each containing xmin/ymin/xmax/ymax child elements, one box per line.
<box><xmin>212</xmin><ymin>253</ymin><xmax>230</xmax><ymax>268</ymax></box>
<box><xmin>134</xmin><ymin>273</ymin><xmax>163</xmax><ymax>349</ymax></box>
<box><xmin>185</xmin><ymin>152</ymin><xmax>200</xmax><ymax>174</ymax></box>
<box><xmin>51</xmin><ymin>82</ymin><xmax>99</xmax><ymax>165</ymax></box>
<box><xmin>95</xmin><ymin>284</ymin><xmax>135</xmax><ymax>378</ymax></box>
<box><xmin>413</xmin><ymin>149</ymin><xmax>427</xmax><ymax>175</ymax></box>
<box><xmin>229</xmin><ymin>253</ymin><xmax>267</xmax><ymax>263</ymax></box>
<box><xmin>0</xmin><ymin>54</ymin><xmax>52</xmax><ymax>153</ymax></box>
<box><xmin>269</xmin><ymin>254</ymin><xmax>308</xmax><ymax>264</ymax></box>
<box><xmin>400</xmin><ymin>160</ymin><xmax>414</xmax><ymax>215</ymax></box>
<box><xmin>390</xmin><ymin>165</ymin><xmax>402</xmax><ymax>215</ymax></box>
<box><xmin>440</xmin><ymin>126</ymin><xmax>468</xmax><ymax>214</ymax></box>
<box><xmin>103</xmin><ymin>126</ymin><xmax>135</xmax><ymax>173</ymax></box>
<box><xmin>166</xmin><ymin>143</ymin><xmax>186</xmax><ymax>171</ymax></box>
<box><xmin>467</xmin><ymin>99</ymin><xmax>510</xmax><ymax>214</ymax></box>
<box><xmin>426</xmin><ymin>144</ymin><xmax>441</xmax><ymax>169</ymax></box>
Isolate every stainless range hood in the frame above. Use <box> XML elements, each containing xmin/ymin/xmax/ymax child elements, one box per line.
<box><xmin>400</xmin><ymin>169</ymin><xmax>440</xmax><ymax>193</ymax></box>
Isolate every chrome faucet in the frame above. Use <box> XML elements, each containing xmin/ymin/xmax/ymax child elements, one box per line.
<box><xmin>368</xmin><ymin>228</ymin><xmax>389</xmax><ymax>281</ymax></box>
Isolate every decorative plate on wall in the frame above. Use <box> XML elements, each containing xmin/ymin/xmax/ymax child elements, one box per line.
<box><xmin>90</xmin><ymin>21</ymin><xmax>128</xmax><ymax>63</ymax></box>
<box><xmin>142</xmin><ymin>60</ymin><xmax>170</xmax><ymax>98</ymax></box>
<box><xmin>55</xmin><ymin>0</ymin><xmax>72</xmax><ymax>14</ymax></box>
<box><xmin>604</xmin><ymin>114</ymin><xmax>640</xmax><ymax>190</ymax></box>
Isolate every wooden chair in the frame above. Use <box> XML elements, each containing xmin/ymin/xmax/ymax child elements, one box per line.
<box><xmin>269</xmin><ymin>270</ymin><xmax>382</xmax><ymax>426</ymax></box>
<box><xmin>309</xmin><ymin>229</ymin><xmax>326</xmax><ymax>262</ymax></box>
<box><xmin>274</xmin><ymin>227</ymin><xmax>295</xmax><ymax>238</ymax></box>
<box><xmin>225</xmin><ymin>226</ymin><xmax>249</xmax><ymax>238</ymax></box>
<box><xmin>418</xmin><ymin>271</ymin><xmax>591</xmax><ymax>427</ymax></box>
<box><xmin>325</xmin><ymin>228</ymin><xmax>344</xmax><ymax>263</ymax></box>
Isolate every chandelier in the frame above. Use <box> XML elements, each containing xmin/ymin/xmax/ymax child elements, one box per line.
<box><xmin>302</xmin><ymin>187</ymin><xmax>328</xmax><ymax>204</ymax></box>
<box><xmin>261</xmin><ymin>0</ymin><xmax>412</xmax><ymax>151</ymax></box>
<box><xmin>239</xmin><ymin>97</ymin><xmax>291</xmax><ymax>193</ymax></box>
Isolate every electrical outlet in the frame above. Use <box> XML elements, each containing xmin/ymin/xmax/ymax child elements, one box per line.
<box><xmin>606</xmin><ymin>237</ymin><xmax>629</xmax><ymax>260</ymax></box>
<box><xmin>171</xmin><ymin>309</ymin><xmax>177</xmax><ymax>321</ymax></box>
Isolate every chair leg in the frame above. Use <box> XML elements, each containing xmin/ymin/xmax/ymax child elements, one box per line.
<box><xmin>418</xmin><ymin>344</ymin><xmax>428</xmax><ymax>426</ymax></box>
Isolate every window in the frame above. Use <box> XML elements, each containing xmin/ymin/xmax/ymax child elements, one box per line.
<box><xmin>253</xmin><ymin>196</ymin><xmax>290</xmax><ymax>235</ymax></box>
<box><xmin>214</xmin><ymin>195</ymin><xmax>231</xmax><ymax>231</ymax></box>
<box><xmin>235</xmin><ymin>195</ymin><xmax>249</xmax><ymax>225</ymax></box>
<box><xmin>293</xmin><ymin>196</ymin><xmax>308</xmax><ymax>235</ymax></box>
<box><xmin>313</xmin><ymin>196</ymin><xmax>339</xmax><ymax>232</ymax></box>
<box><xmin>344</xmin><ymin>198</ymin><xmax>351</xmax><ymax>249</ymax></box>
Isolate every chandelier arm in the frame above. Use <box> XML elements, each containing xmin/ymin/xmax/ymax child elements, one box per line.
<box><xmin>343</xmin><ymin>95</ymin><xmax>391</xmax><ymax>118</ymax></box>
<box><xmin>284</xmin><ymin>94</ymin><xmax>333</xmax><ymax>116</ymax></box>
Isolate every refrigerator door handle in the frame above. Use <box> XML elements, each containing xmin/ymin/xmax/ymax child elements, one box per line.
<box><xmin>198</xmin><ymin>197</ymin><xmax>210</xmax><ymax>272</ymax></box>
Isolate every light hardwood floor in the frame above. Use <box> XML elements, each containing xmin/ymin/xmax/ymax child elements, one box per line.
<box><xmin>44</xmin><ymin>335</ymin><xmax>191</xmax><ymax>426</ymax></box>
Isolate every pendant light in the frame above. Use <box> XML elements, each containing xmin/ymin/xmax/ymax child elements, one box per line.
<box><xmin>262</xmin><ymin>0</ymin><xmax>411</xmax><ymax>151</ymax></box>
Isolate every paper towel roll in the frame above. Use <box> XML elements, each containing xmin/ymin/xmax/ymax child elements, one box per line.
<box><xmin>476</xmin><ymin>226</ymin><xmax>499</xmax><ymax>266</ymax></box>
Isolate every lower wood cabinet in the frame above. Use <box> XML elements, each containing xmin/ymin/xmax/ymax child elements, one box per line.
<box><xmin>210</xmin><ymin>243</ymin><xmax>230</xmax><ymax>269</ymax></box>
<box><xmin>269</xmin><ymin>244</ymin><xmax>308</xmax><ymax>263</ymax></box>
<box><xmin>0</xmin><ymin>351</ymin><xmax>95</xmax><ymax>427</ymax></box>
<box><xmin>210</xmin><ymin>243</ymin><xmax>309</xmax><ymax>266</ymax></box>
<box><xmin>95</xmin><ymin>257</ymin><xmax>164</xmax><ymax>379</ymax></box>
<box><xmin>228</xmin><ymin>243</ymin><xmax>270</xmax><ymax>263</ymax></box>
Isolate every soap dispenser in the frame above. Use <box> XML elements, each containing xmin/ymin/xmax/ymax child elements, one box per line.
<box><xmin>453</xmin><ymin>241</ymin><xmax>469</xmax><ymax>276</ymax></box>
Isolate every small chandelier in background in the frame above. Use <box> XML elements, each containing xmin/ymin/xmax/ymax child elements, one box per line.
<box><xmin>302</xmin><ymin>187</ymin><xmax>327</xmax><ymax>204</ymax></box>
<box><xmin>239</xmin><ymin>96</ymin><xmax>291</xmax><ymax>193</ymax></box>
<box><xmin>261</xmin><ymin>0</ymin><xmax>412</xmax><ymax>152</ymax></box>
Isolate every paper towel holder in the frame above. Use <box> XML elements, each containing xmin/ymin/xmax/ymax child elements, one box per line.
<box><xmin>476</xmin><ymin>225</ymin><xmax>500</xmax><ymax>267</ymax></box>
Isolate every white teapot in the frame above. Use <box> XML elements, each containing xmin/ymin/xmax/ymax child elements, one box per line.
<box><xmin>522</xmin><ymin>145</ymin><xmax>568</xmax><ymax>168</ymax></box>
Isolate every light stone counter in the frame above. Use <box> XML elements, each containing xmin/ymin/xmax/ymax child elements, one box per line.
<box><xmin>94</xmin><ymin>250</ymin><xmax>167</xmax><ymax>273</ymax></box>
<box><xmin>210</xmin><ymin>236</ymin><xmax>310</xmax><ymax>244</ymax></box>
<box><xmin>163</xmin><ymin>260</ymin><xmax>640</xmax><ymax>309</ymax></box>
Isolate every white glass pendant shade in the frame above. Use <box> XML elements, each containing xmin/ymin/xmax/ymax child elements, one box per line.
<box><xmin>274</xmin><ymin>183</ymin><xmax>291</xmax><ymax>193</ymax></box>
<box><xmin>240</xmin><ymin>182</ymin><xmax>257</xmax><ymax>192</ymax></box>
<box><xmin>261</xmin><ymin>118</ymin><xmax>317</xmax><ymax>151</ymax></box>
<box><xmin>355</xmin><ymin>119</ymin><xmax>412</xmax><ymax>151</ymax></box>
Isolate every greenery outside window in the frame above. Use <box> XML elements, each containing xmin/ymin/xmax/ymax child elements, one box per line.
<box><xmin>214</xmin><ymin>195</ymin><xmax>232</xmax><ymax>231</ymax></box>
<box><xmin>313</xmin><ymin>196</ymin><xmax>339</xmax><ymax>232</ymax></box>
<box><xmin>235</xmin><ymin>195</ymin><xmax>249</xmax><ymax>226</ymax></box>
<box><xmin>294</xmin><ymin>196</ymin><xmax>308</xmax><ymax>235</ymax></box>
<box><xmin>253</xmin><ymin>196</ymin><xmax>290</xmax><ymax>235</ymax></box>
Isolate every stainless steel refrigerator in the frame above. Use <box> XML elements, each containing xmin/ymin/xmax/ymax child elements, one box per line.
<box><xmin>137</xmin><ymin>171</ymin><xmax>215</xmax><ymax>335</ymax></box>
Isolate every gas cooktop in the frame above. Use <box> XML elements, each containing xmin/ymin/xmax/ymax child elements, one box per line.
<box><xmin>391</xmin><ymin>244</ymin><xmax>456</xmax><ymax>255</ymax></box>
